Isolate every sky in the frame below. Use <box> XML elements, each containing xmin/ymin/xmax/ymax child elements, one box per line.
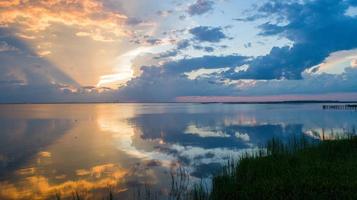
<box><xmin>0</xmin><ymin>0</ymin><xmax>357</xmax><ymax>102</ymax></box>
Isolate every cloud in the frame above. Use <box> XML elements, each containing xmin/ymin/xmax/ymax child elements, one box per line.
<box><xmin>0</xmin><ymin>0</ymin><xmax>129</xmax><ymax>42</ymax></box>
<box><xmin>153</xmin><ymin>39</ymin><xmax>190</xmax><ymax>59</ymax></box>
<box><xmin>352</xmin><ymin>59</ymin><xmax>357</xmax><ymax>67</ymax></box>
<box><xmin>189</xmin><ymin>26</ymin><xmax>227</xmax><ymax>43</ymax></box>
<box><xmin>0</xmin><ymin>34</ymin><xmax>118</xmax><ymax>103</ymax></box>
<box><xmin>226</xmin><ymin>0</ymin><xmax>357</xmax><ymax>80</ymax></box>
<box><xmin>237</xmin><ymin>67</ymin><xmax>357</xmax><ymax>96</ymax></box>
<box><xmin>187</xmin><ymin>0</ymin><xmax>214</xmax><ymax>16</ymax></box>
<box><xmin>161</xmin><ymin>55</ymin><xmax>248</xmax><ymax>75</ymax></box>
<box><xmin>113</xmin><ymin>46</ymin><xmax>357</xmax><ymax>101</ymax></box>
<box><xmin>113</xmin><ymin>55</ymin><xmax>248</xmax><ymax>101</ymax></box>
<box><xmin>115</xmin><ymin>71</ymin><xmax>238</xmax><ymax>102</ymax></box>
<box><xmin>125</xmin><ymin>17</ymin><xmax>144</xmax><ymax>26</ymax></box>
<box><xmin>154</xmin><ymin>50</ymin><xmax>178</xmax><ymax>59</ymax></box>
<box><xmin>156</xmin><ymin>10</ymin><xmax>173</xmax><ymax>17</ymax></box>
<box><xmin>244</xmin><ymin>42</ymin><xmax>252</xmax><ymax>48</ymax></box>
<box><xmin>193</xmin><ymin>45</ymin><xmax>215</xmax><ymax>52</ymax></box>
<box><xmin>177</xmin><ymin>39</ymin><xmax>191</xmax><ymax>50</ymax></box>
<box><xmin>0</xmin><ymin>41</ymin><xmax>18</xmax><ymax>52</ymax></box>
<box><xmin>1</xmin><ymin>0</ymin><xmax>357</xmax><ymax>102</ymax></box>
<box><xmin>145</xmin><ymin>38</ymin><xmax>162</xmax><ymax>45</ymax></box>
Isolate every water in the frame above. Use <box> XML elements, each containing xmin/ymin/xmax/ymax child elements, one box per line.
<box><xmin>0</xmin><ymin>103</ymin><xmax>356</xmax><ymax>199</ymax></box>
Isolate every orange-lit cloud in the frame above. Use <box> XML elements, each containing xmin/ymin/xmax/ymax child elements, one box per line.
<box><xmin>0</xmin><ymin>0</ymin><xmax>129</xmax><ymax>42</ymax></box>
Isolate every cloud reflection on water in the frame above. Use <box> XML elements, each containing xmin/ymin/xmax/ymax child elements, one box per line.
<box><xmin>0</xmin><ymin>104</ymin><xmax>356</xmax><ymax>199</ymax></box>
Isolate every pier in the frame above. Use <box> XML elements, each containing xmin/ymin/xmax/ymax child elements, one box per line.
<box><xmin>323</xmin><ymin>104</ymin><xmax>357</xmax><ymax>110</ymax></box>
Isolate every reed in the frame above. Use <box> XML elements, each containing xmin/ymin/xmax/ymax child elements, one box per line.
<box><xmin>54</xmin><ymin>133</ymin><xmax>357</xmax><ymax>200</ymax></box>
<box><xmin>208</xmin><ymin>134</ymin><xmax>357</xmax><ymax>200</ymax></box>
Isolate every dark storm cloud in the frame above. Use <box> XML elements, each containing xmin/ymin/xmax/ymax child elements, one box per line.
<box><xmin>187</xmin><ymin>0</ymin><xmax>214</xmax><ymax>16</ymax></box>
<box><xmin>226</xmin><ymin>0</ymin><xmax>357</xmax><ymax>80</ymax></box>
<box><xmin>189</xmin><ymin>26</ymin><xmax>228</xmax><ymax>43</ymax></box>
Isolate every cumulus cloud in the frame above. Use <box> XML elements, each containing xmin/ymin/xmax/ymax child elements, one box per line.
<box><xmin>114</xmin><ymin>67</ymin><xmax>239</xmax><ymax>102</ymax></box>
<box><xmin>187</xmin><ymin>0</ymin><xmax>214</xmax><ymax>16</ymax></box>
<box><xmin>161</xmin><ymin>55</ymin><xmax>248</xmax><ymax>75</ymax></box>
<box><xmin>237</xmin><ymin>67</ymin><xmax>357</xmax><ymax>96</ymax></box>
<box><xmin>0</xmin><ymin>0</ymin><xmax>129</xmax><ymax>42</ymax></box>
<box><xmin>189</xmin><ymin>26</ymin><xmax>228</xmax><ymax>43</ymax></box>
<box><xmin>226</xmin><ymin>0</ymin><xmax>357</xmax><ymax>80</ymax></box>
<box><xmin>112</xmin><ymin>55</ymin><xmax>248</xmax><ymax>101</ymax></box>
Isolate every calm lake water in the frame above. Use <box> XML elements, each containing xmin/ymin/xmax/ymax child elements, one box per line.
<box><xmin>0</xmin><ymin>103</ymin><xmax>356</xmax><ymax>199</ymax></box>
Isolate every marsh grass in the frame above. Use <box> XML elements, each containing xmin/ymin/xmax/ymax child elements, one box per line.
<box><xmin>54</xmin><ymin>132</ymin><xmax>357</xmax><ymax>200</ymax></box>
<box><xmin>209</xmin><ymin>134</ymin><xmax>357</xmax><ymax>200</ymax></box>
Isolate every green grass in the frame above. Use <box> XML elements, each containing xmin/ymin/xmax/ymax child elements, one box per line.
<box><xmin>209</xmin><ymin>135</ymin><xmax>357</xmax><ymax>200</ymax></box>
<box><xmin>54</xmin><ymin>134</ymin><xmax>357</xmax><ymax>200</ymax></box>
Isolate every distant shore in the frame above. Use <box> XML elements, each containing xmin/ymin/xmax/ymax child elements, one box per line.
<box><xmin>1</xmin><ymin>100</ymin><xmax>357</xmax><ymax>104</ymax></box>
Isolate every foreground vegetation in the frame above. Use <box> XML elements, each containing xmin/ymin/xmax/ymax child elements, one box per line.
<box><xmin>55</xmin><ymin>134</ymin><xmax>357</xmax><ymax>200</ymax></box>
<box><xmin>209</xmin><ymin>135</ymin><xmax>357</xmax><ymax>200</ymax></box>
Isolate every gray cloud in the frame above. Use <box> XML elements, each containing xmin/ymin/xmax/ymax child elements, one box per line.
<box><xmin>114</xmin><ymin>67</ymin><xmax>238</xmax><ymax>102</ymax></box>
<box><xmin>226</xmin><ymin>0</ymin><xmax>357</xmax><ymax>80</ymax></box>
<box><xmin>125</xmin><ymin>17</ymin><xmax>144</xmax><ymax>26</ymax></box>
<box><xmin>112</xmin><ymin>55</ymin><xmax>248</xmax><ymax>101</ymax></box>
<box><xmin>189</xmin><ymin>26</ymin><xmax>228</xmax><ymax>43</ymax></box>
<box><xmin>238</xmin><ymin>68</ymin><xmax>357</xmax><ymax>96</ymax></box>
<box><xmin>193</xmin><ymin>45</ymin><xmax>215</xmax><ymax>52</ymax></box>
<box><xmin>187</xmin><ymin>0</ymin><xmax>214</xmax><ymax>16</ymax></box>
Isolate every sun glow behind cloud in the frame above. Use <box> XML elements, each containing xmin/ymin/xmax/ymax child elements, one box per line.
<box><xmin>0</xmin><ymin>0</ymin><xmax>134</xmax><ymax>88</ymax></box>
<box><xmin>97</xmin><ymin>44</ymin><xmax>172</xmax><ymax>88</ymax></box>
<box><xmin>97</xmin><ymin>47</ymin><xmax>146</xmax><ymax>88</ymax></box>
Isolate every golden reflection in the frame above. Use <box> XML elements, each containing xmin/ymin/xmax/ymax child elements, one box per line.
<box><xmin>0</xmin><ymin>107</ymin><xmax>134</xmax><ymax>199</ymax></box>
<box><xmin>38</xmin><ymin>151</ymin><xmax>51</xmax><ymax>158</ymax></box>
<box><xmin>0</xmin><ymin>163</ymin><xmax>128</xmax><ymax>199</ymax></box>
<box><xmin>1</xmin><ymin>158</ymin><xmax>128</xmax><ymax>199</ymax></box>
<box><xmin>16</xmin><ymin>168</ymin><xmax>36</xmax><ymax>176</ymax></box>
<box><xmin>95</xmin><ymin>105</ymin><xmax>175</xmax><ymax>167</ymax></box>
